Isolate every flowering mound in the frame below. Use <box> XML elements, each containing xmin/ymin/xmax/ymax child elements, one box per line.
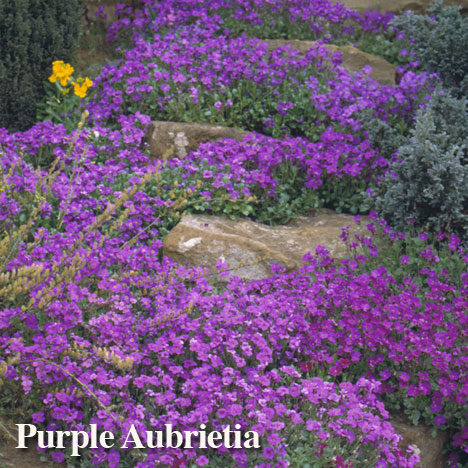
<box><xmin>91</xmin><ymin>22</ymin><xmax>430</xmax><ymax>136</ymax></box>
<box><xmin>106</xmin><ymin>0</ymin><xmax>393</xmax><ymax>45</ymax></box>
<box><xmin>87</xmin><ymin>14</ymin><xmax>433</xmax><ymax>215</ymax></box>
<box><xmin>0</xmin><ymin>194</ymin><xmax>427</xmax><ymax>468</ymax></box>
<box><xmin>0</xmin><ymin>0</ymin><xmax>467</xmax><ymax>467</ymax></box>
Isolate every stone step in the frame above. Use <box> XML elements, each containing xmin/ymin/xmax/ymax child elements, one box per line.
<box><xmin>163</xmin><ymin>211</ymin><xmax>366</xmax><ymax>282</ymax></box>
<box><xmin>146</xmin><ymin>121</ymin><xmax>249</xmax><ymax>159</ymax></box>
<box><xmin>264</xmin><ymin>39</ymin><xmax>397</xmax><ymax>86</ymax></box>
<box><xmin>336</xmin><ymin>0</ymin><xmax>468</xmax><ymax>14</ymax></box>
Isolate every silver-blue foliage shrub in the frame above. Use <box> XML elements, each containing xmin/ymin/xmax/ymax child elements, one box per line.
<box><xmin>373</xmin><ymin>91</ymin><xmax>468</xmax><ymax>244</ymax></box>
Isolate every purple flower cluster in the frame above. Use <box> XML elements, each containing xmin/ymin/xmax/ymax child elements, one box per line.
<box><xmin>0</xmin><ymin>223</ymin><xmax>426</xmax><ymax>467</ymax></box>
<box><xmin>0</xmin><ymin>0</ymin><xmax>463</xmax><ymax>466</ymax></box>
<box><xmin>170</xmin><ymin>130</ymin><xmax>381</xmax><ymax>193</ymax></box>
<box><xmin>106</xmin><ymin>0</ymin><xmax>392</xmax><ymax>44</ymax></box>
<box><xmin>90</xmin><ymin>21</ymin><xmax>432</xmax><ymax>136</ymax></box>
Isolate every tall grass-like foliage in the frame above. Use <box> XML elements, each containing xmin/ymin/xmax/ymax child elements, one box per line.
<box><xmin>0</xmin><ymin>0</ymin><xmax>84</xmax><ymax>131</ymax></box>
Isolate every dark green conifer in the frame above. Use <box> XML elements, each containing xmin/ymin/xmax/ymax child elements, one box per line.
<box><xmin>0</xmin><ymin>0</ymin><xmax>84</xmax><ymax>131</ymax></box>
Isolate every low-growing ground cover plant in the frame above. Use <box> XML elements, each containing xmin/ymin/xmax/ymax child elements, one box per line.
<box><xmin>0</xmin><ymin>125</ymin><xmax>423</xmax><ymax>467</ymax></box>
<box><xmin>339</xmin><ymin>216</ymin><xmax>468</xmax><ymax>465</ymax></box>
<box><xmin>86</xmin><ymin>15</ymin><xmax>434</xmax><ymax>215</ymax></box>
<box><xmin>1</xmin><ymin>0</ymin><xmax>468</xmax><ymax>466</ymax></box>
<box><xmin>166</xmin><ymin>131</ymin><xmax>382</xmax><ymax>222</ymax></box>
<box><xmin>105</xmin><ymin>0</ymin><xmax>409</xmax><ymax>66</ymax></box>
<box><xmin>105</xmin><ymin>0</ymin><xmax>389</xmax><ymax>41</ymax></box>
<box><xmin>1</xmin><ymin>162</ymin><xmax>424</xmax><ymax>466</ymax></box>
<box><xmin>90</xmin><ymin>21</ymin><xmax>431</xmax><ymax>138</ymax></box>
<box><xmin>3</xmin><ymin>172</ymin><xmax>467</xmax><ymax>466</ymax></box>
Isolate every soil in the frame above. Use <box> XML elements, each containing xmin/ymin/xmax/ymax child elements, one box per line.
<box><xmin>0</xmin><ymin>440</ymin><xmax>66</xmax><ymax>468</ymax></box>
<box><xmin>74</xmin><ymin>0</ymin><xmax>127</xmax><ymax>79</ymax></box>
<box><xmin>0</xmin><ymin>416</ymin><xmax>66</xmax><ymax>467</ymax></box>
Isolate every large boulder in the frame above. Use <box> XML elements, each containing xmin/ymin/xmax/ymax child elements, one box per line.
<box><xmin>390</xmin><ymin>415</ymin><xmax>446</xmax><ymax>468</ymax></box>
<box><xmin>163</xmin><ymin>211</ymin><xmax>366</xmax><ymax>281</ymax></box>
<box><xmin>337</xmin><ymin>0</ymin><xmax>468</xmax><ymax>14</ymax></box>
<box><xmin>147</xmin><ymin>121</ymin><xmax>249</xmax><ymax>159</ymax></box>
<box><xmin>265</xmin><ymin>39</ymin><xmax>396</xmax><ymax>86</ymax></box>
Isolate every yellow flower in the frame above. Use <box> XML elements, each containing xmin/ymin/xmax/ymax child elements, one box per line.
<box><xmin>71</xmin><ymin>77</ymin><xmax>93</xmax><ymax>99</ymax></box>
<box><xmin>48</xmin><ymin>60</ymin><xmax>74</xmax><ymax>86</ymax></box>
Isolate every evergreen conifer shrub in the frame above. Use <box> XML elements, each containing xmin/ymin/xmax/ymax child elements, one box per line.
<box><xmin>392</xmin><ymin>0</ymin><xmax>468</xmax><ymax>97</ymax></box>
<box><xmin>373</xmin><ymin>91</ymin><xmax>468</xmax><ymax>244</ymax></box>
<box><xmin>0</xmin><ymin>0</ymin><xmax>84</xmax><ymax>131</ymax></box>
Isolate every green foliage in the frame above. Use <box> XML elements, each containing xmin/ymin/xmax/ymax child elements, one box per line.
<box><xmin>317</xmin><ymin>175</ymin><xmax>371</xmax><ymax>215</ymax></box>
<box><xmin>352</xmin><ymin>32</ymin><xmax>410</xmax><ymax>67</ymax></box>
<box><xmin>348</xmin><ymin>221</ymin><xmax>468</xmax><ymax>292</ymax></box>
<box><xmin>105</xmin><ymin>156</ymin><xmax>323</xmax><ymax>234</ymax></box>
<box><xmin>151</xmin><ymin>162</ymin><xmax>257</xmax><ymax>232</ymax></box>
<box><xmin>359</xmin><ymin>108</ymin><xmax>409</xmax><ymax>162</ymax></box>
<box><xmin>253</xmin><ymin>162</ymin><xmax>322</xmax><ymax>224</ymax></box>
<box><xmin>150</xmin><ymin>158</ymin><xmax>324</xmax><ymax>228</ymax></box>
<box><xmin>212</xmin><ymin>6</ymin><xmax>408</xmax><ymax>66</ymax></box>
<box><xmin>115</xmin><ymin>62</ymin><xmax>332</xmax><ymax>142</ymax></box>
<box><xmin>392</xmin><ymin>0</ymin><xmax>468</xmax><ymax>96</ymax></box>
<box><xmin>371</xmin><ymin>90</ymin><xmax>468</xmax><ymax>246</ymax></box>
<box><xmin>217</xmin><ymin>4</ymin><xmax>332</xmax><ymax>41</ymax></box>
<box><xmin>37</xmin><ymin>63</ymin><xmax>93</xmax><ymax>132</ymax></box>
<box><xmin>287</xmin><ymin>429</ymin><xmax>381</xmax><ymax>468</ymax></box>
<box><xmin>344</xmin><ymin>220</ymin><xmax>468</xmax><ymax>442</ymax></box>
<box><xmin>0</xmin><ymin>0</ymin><xmax>84</xmax><ymax>131</ymax></box>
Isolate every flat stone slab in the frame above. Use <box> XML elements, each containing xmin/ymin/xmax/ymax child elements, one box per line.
<box><xmin>265</xmin><ymin>39</ymin><xmax>396</xmax><ymax>86</ymax></box>
<box><xmin>336</xmin><ymin>0</ymin><xmax>468</xmax><ymax>13</ymax></box>
<box><xmin>163</xmin><ymin>212</ymin><xmax>367</xmax><ymax>281</ymax></box>
<box><xmin>147</xmin><ymin>121</ymin><xmax>249</xmax><ymax>159</ymax></box>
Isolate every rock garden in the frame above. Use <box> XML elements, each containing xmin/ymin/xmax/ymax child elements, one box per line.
<box><xmin>1</xmin><ymin>0</ymin><xmax>468</xmax><ymax>466</ymax></box>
